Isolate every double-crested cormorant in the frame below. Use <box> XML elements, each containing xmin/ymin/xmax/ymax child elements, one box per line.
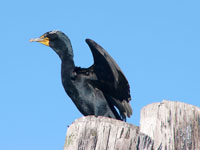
<box><xmin>30</xmin><ymin>30</ymin><xmax>132</xmax><ymax>121</ymax></box>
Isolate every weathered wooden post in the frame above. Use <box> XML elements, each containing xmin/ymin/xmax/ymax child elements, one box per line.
<box><xmin>64</xmin><ymin>100</ymin><xmax>200</xmax><ymax>150</ymax></box>
<box><xmin>140</xmin><ymin>100</ymin><xmax>200</xmax><ymax>150</ymax></box>
<box><xmin>64</xmin><ymin>116</ymin><xmax>158</xmax><ymax>150</ymax></box>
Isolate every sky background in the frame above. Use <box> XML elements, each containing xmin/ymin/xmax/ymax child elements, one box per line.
<box><xmin>1</xmin><ymin>1</ymin><xmax>200</xmax><ymax>150</ymax></box>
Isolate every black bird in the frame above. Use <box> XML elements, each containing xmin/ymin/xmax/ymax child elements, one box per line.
<box><xmin>30</xmin><ymin>30</ymin><xmax>132</xmax><ymax>121</ymax></box>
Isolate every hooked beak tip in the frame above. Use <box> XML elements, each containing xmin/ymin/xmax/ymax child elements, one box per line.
<box><xmin>29</xmin><ymin>39</ymin><xmax>34</xmax><ymax>42</ymax></box>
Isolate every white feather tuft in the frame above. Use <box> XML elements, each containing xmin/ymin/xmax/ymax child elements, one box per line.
<box><xmin>49</xmin><ymin>30</ymin><xmax>59</xmax><ymax>34</ymax></box>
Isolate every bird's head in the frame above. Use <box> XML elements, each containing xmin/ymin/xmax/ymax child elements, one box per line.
<box><xmin>30</xmin><ymin>30</ymin><xmax>73</xmax><ymax>59</ymax></box>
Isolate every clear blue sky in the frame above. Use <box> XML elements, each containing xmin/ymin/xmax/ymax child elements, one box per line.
<box><xmin>1</xmin><ymin>1</ymin><xmax>200</xmax><ymax>150</ymax></box>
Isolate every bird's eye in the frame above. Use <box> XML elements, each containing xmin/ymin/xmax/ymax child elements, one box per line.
<box><xmin>49</xmin><ymin>34</ymin><xmax>57</xmax><ymax>40</ymax></box>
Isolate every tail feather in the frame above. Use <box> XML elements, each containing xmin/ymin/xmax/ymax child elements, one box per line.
<box><xmin>108</xmin><ymin>96</ymin><xmax>133</xmax><ymax>121</ymax></box>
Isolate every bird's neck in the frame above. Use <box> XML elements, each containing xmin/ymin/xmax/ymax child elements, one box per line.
<box><xmin>52</xmin><ymin>43</ymin><xmax>75</xmax><ymax>74</ymax></box>
<box><xmin>61</xmin><ymin>57</ymin><xmax>76</xmax><ymax>99</ymax></box>
<box><xmin>61</xmin><ymin>55</ymin><xmax>75</xmax><ymax>77</ymax></box>
<box><xmin>60</xmin><ymin>47</ymin><xmax>75</xmax><ymax>85</ymax></box>
<box><xmin>53</xmin><ymin>46</ymin><xmax>74</xmax><ymax>61</ymax></box>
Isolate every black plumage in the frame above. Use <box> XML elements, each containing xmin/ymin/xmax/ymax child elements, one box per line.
<box><xmin>30</xmin><ymin>30</ymin><xmax>132</xmax><ymax>121</ymax></box>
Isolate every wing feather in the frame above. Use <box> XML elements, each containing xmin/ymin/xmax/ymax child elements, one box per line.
<box><xmin>85</xmin><ymin>39</ymin><xmax>132</xmax><ymax>119</ymax></box>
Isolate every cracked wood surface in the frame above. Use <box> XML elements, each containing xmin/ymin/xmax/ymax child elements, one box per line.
<box><xmin>64</xmin><ymin>116</ymin><xmax>157</xmax><ymax>150</ymax></box>
<box><xmin>64</xmin><ymin>100</ymin><xmax>200</xmax><ymax>150</ymax></box>
<box><xmin>140</xmin><ymin>100</ymin><xmax>200</xmax><ymax>150</ymax></box>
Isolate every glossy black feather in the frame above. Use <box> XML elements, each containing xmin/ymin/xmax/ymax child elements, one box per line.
<box><xmin>34</xmin><ymin>31</ymin><xmax>132</xmax><ymax>121</ymax></box>
<box><xmin>85</xmin><ymin>39</ymin><xmax>132</xmax><ymax>118</ymax></box>
<box><xmin>85</xmin><ymin>39</ymin><xmax>131</xmax><ymax>101</ymax></box>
